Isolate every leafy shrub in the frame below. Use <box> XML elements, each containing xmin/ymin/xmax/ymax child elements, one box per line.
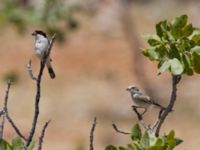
<box><xmin>0</xmin><ymin>137</ymin><xmax>34</xmax><ymax>150</ymax></box>
<box><xmin>142</xmin><ymin>14</ymin><xmax>200</xmax><ymax>75</ymax></box>
<box><xmin>105</xmin><ymin>124</ymin><xmax>182</xmax><ymax>150</ymax></box>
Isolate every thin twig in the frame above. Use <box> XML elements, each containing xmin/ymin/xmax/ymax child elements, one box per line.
<box><xmin>132</xmin><ymin>106</ymin><xmax>151</xmax><ymax>131</ymax></box>
<box><xmin>38</xmin><ymin>120</ymin><xmax>51</xmax><ymax>150</ymax></box>
<box><xmin>0</xmin><ymin>114</ymin><xmax>5</xmax><ymax>143</ymax></box>
<box><xmin>112</xmin><ymin>123</ymin><xmax>130</xmax><ymax>135</ymax></box>
<box><xmin>155</xmin><ymin>75</ymin><xmax>181</xmax><ymax>137</ymax></box>
<box><xmin>25</xmin><ymin>34</ymin><xmax>56</xmax><ymax>147</ymax></box>
<box><xmin>151</xmin><ymin>109</ymin><xmax>164</xmax><ymax>131</ymax></box>
<box><xmin>90</xmin><ymin>117</ymin><xmax>97</xmax><ymax>150</ymax></box>
<box><xmin>0</xmin><ymin>110</ymin><xmax>4</xmax><ymax>117</ymax></box>
<box><xmin>26</xmin><ymin>60</ymin><xmax>37</xmax><ymax>80</ymax></box>
<box><xmin>3</xmin><ymin>81</ymin><xmax>26</xmax><ymax>141</ymax></box>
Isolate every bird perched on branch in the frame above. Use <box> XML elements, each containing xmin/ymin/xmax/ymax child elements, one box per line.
<box><xmin>126</xmin><ymin>85</ymin><xmax>166</xmax><ymax>114</ymax></box>
<box><xmin>32</xmin><ymin>30</ymin><xmax>55</xmax><ymax>79</ymax></box>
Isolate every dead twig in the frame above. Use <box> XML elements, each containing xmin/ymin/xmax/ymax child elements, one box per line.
<box><xmin>112</xmin><ymin>123</ymin><xmax>130</xmax><ymax>135</ymax></box>
<box><xmin>90</xmin><ymin>117</ymin><xmax>97</xmax><ymax>150</ymax></box>
<box><xmin>0</xmin><ymin>114</ymin><xmax>5</xmax><ymax>143</ymax></box>
<box><xmin>3</xmin><ymin>81</ymin><xmax>26</xmax><ymax>141</ymax></box>
<box><xmin>38</xmin><ymin>120</ymin><xmax>51</xmax><ymax>150</ymax></box>
<box><xmin>25</xmin><ymin>34</ymin><xmax>56</xmax><ymax>147</ymax></box>
<box><xmin>132</xmin><ymin>106</ymin><xmax>151</xmax><ymax>132</ymax></box>
<box><xmin>26</xmin><ymin>60</ymin><xmax>37</xmax><ymax>80</ymax></box>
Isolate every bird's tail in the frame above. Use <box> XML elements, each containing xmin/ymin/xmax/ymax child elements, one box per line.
<box><xmin>46</xmin><ymin>59</ymin><xmax>56</xmax><ymax>79</ymax></box>
<box><xmin>152</xmin><ymin>101</ymin><xmax>166</xmax><ymax>110</ymax></box>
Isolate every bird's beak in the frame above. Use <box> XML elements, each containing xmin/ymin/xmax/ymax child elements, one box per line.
<box><xmin>32</xmin><ymin>32</ymin><xmax>36</xmax><ymax>36</ymax></box>
<box><xmin>126</xmin><ymin>88</ymin><xmax>130</xmax><ymax>91</ymax></box>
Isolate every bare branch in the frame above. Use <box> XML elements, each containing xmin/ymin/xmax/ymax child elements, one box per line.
<box><xmin>132</xmin><ymin>106</ymin><xmax>151</xmax><ymax>131</ymax></box>
<box><xmin>90</xmin><ymin>117</ymin><xmax>97</xmax><ymax>150</ymax></box>
<box><xmin>0</xmin><ymin>114</ymin><xmax>5</xmax><ymax>142</ymax></box>
<box><xmin>112</xmin><ymin>123</ymin><xmax>130</xmax><ymax>135</ymax></box>
<box><xmin>155</xmin><ymin>75</ymin><xmax>181</xmax><ymax>137</ymax></box>
<box><xmin>26</xmin><ymin>60</ymin><xmax>37</xmax><ymax>80</ymax></box>
<box><xmin>38</xmin><ymin>120</ymin><xmax>51</xmax><ymax>150</ymax></box>
<box><xmin>25</xmin><ymin>34</ymin><xmax>56</xmax><ymax>147</ymax></box>
<box><xmin>3</xmin><ymin>81</ymin><xmax>26</xmax><ymax>141</ymax></box>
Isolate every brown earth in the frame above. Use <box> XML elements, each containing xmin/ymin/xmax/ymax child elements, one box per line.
<box><xmin>1</xmin><ymin>2</ymin><xmax>200</xmax><ymax>149</ymax></box>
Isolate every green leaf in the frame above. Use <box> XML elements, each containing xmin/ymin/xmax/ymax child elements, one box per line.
<box><xmin>141</xmin><ymin>131</ymin><xmax>150</xmax><ymax>148</ymax></box>
<box><xmin>172</xmin><ymin>15</ymin><xmax>188</xmax><ymax>28</ymax></box>
<box><xmin>169</xmin><ymin>58</ymin><xmax>184</xmax><ymax>75</ymax></box>
<box><xmin>148</xmin><ymin>145</ymin><xmax>166</xmax><ymax>150</ymax></box>
<box><xmin>142</xmin><ymin>48</ymin><xmax>159</xmax><ymax>61</ymax></box>
<box><xmin>127</xmin><ymin>144</ymin><xmax>135</xmax><ymax>150</ymax></box>
<box><xmin>169</xmin><ymin>44</ymin><xmax>181</xmax><ymax>60</ymax></box>
<box><xmin>155</xmin><ymin>45</ymin><xmax>168</xmax><ymax>59</ymax></box>
<box><xmin>105</xmin><ymin>145</ymin><xmax>118</xmax><ymax>150</ymax></box>
<box><xmin>191</xmin><ymin>46</ymin><xmax>200</xmax><ymax>53</ymax></box>
<box><xmin>158</xmin><ymin>60</ymin><xmax>170</xmax><ymax>74</ymax></box>
<box><xmin>27</xmin><ymin>140</ymin><xmax>35</xmax><ymax>150</ymax></box>
<box><xmin>171</xmin><ymin>27</ymin><xmax>182</xmax><ymax>39</ymax></box>
<box><xmin>156</xmin><ymin>20</ymin><xmax>169</xmax><ymax>39</ymax></box>
<box><xmin>149</xmin><ymin>133</ymin><xmax>157</xmax><ymax>146</ymax></box>
<box><xmin>182</xmin><ymin>54</ymin><xmax>193</xmax><ymax>75</ymax></box>
<box><xmin>182</xmin><ymin>23</ymin><xmax>193</xmax><ymax>37</ymax></box>
<box><xmin>12</xmin><ymin>137</ymin><xmax>24</xmax><ymax>150</ymax></box>
<box><xmin>0</xmin><ymin>139</ymin><xmax>9</xmax><ymax>150</ymax></box>
<box><xmin>167</xmin><ymin>130</ymin><xmax>175</xmax><ymax>140</ymax></box>
<box><xmin>156</xmin><ymin>22</ymin><xmax>163</xmax><ymax>38</ymax></box>
<box><xmin>192</xmin><ymin>52</ymin><xmax>200</xmax><ymax>73</ymax></box>
<box><xmin>131</xmin><ymin>124</ymin><xmax>142</xmax><ymax>141</ymax></box>
<box><xmin>167</xmin><ymin>139</ymin><xmax>176</xmax><ymax>148</ymax></box>
<box><xmin>155</xmin><ymin>138</ymin><xmax>163</xmax><ymax>146</ymax></box>
<box><xmin>192</xmin><ymin>34</ymin><xmax>200</xmax><ymax>40</ymax></box>
<box><xmin>145</xmin><ymin>35</ymin><xmax>162</xmax><ymax>46</ymax></box>
<box><xmin>174</xmin><ymin>138</ymin><xmax>183</xmax><ymax>145</ymax></box>
<box><xmin>119</xmin><ymin>146</ymin><xmax>126</xmax><ymax>150</ymax></box>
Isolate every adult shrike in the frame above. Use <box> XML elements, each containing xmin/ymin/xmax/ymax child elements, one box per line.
<box><xmin>32</xmin><ymin>30</ymin><xmax>55</xmax><ymax>79</ymax></box>
<box><xmin>126</xmin><ymin>85</ymin><xmax>166</xmax><ymax>113</ymax></box>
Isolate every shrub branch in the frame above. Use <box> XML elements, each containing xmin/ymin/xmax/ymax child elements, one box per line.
<box><xmin>155</xmin><ymin>75</ymin><xmax>181</xmax><ymax>137</ymax></box>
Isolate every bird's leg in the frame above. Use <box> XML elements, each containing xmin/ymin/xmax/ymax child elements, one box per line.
<box><xmin>141</xmin><ymin>108</ymin><xmax>147</xmax><ymax>115</ymax></box>
<box><xmin>132</xmin><ymin>105</ymin><xmax>147</xmax><ymax>116</ymax></box>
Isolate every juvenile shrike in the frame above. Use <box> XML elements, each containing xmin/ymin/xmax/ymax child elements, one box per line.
<box><xmin>126</xmin><ymin>85</ymin><xmax>166</xmax><ymax>113</ymax></box>
<box><xmin>32</xmin><ymin>30</ymin><xmax>55</xmax><ymax>79</ymax></box>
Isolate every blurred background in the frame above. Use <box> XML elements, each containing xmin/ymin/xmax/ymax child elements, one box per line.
<box><xmin>0</xmin><ymin>0</ymin><xmax>200</xmax><ymax>149</ymax></box>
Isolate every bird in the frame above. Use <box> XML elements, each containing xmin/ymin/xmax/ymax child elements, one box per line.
<box><xmin>126</xmin><ymin>85</ymin><xmax>166</xmax><ymax>114</ymax></box>
<box><xmin>32</xmin><ymin>30</ymin><xmax>55</xmax><ymax>79</ymax></box>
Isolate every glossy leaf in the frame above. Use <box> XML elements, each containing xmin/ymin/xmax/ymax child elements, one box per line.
<box><xmin>174</xmin><ymin>138</ymin><xmax>183</xmax><ymax>145</ymax></box>
<box><xmin>167</xmin><ymin>130</ymin><xmax>175</xmax><ymax>140</ymax></box>
<box><xmin>131</xmin><ymin>124</ymin><xmax>142</xmax><ymax>141</ymax></box>
<box><xmin>169</xmin><ymin>58</ymin><xmax>184</xmax><ymax>75</ymax></box>
<box><xmin>182</xmin><ymin>23</ymin><xmax>193</xmax><ymax>37</ymax></box>
<box><xmin>182</xmin><ymin>54</ymin><xmax>193</xmax><ymax>75</ymax></box>
<box><xmin>167</xmin><ymin>139</ymin><xmax>176</xmax><ymax>148</ymax></box>
<box><xmin>142</xmin><ymin>48</ymin><xmax>159</xmax><ymax>61</ymax></box>
<box><xmin>158</xmin><ymin>60</ymin><xmax>170</xmax><ymax>74</ymax></box>
<box><xmin>118</xmin><ymin>146</ymin><xmax>127</xmax><ymax>150</ymax></box>
<box><xmin>141</xmin><ymin>131</ymin><xmax>150</xmax><ymax>148</ymax></box>
<box><xmin>148</xmin><ymin>145</ymin><xmax>166</xmax><ymax>150</ymax></box>
<box><xmin>145</xmin><ymin>35</ymin><xmax>161</xmax><ymax>46</ymax></box>
<box><xmin>191</xmin><ymin>46</ymin><xmax>200</xmax><ymax>53</ymax></box>
<box><xmin>172</xmin><ymin>15</ymin><xmax>187</xmax><ymax>28</ymax></box>
<box><xmin>192</xmin><ymin>52</ymin><xmax>200</xmax><ymax>73</ymax></box>
<box><xmin>12</xmin><ymin>137</ymin><xmax>23</xmax><ymax>150</ymax></box>
<box><xmin>105</xmin><ymin>145</ymin><xmax>118</xmax><ymax>150</ymax></box>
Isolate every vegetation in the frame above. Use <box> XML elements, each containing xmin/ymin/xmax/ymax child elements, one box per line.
<box><xmin>105</xmin><ymin>14</ymin><xmax>200</xmax><ymax>150</ymax></box>
<box><xmin>0</xmin><ymin>0</ymin><xmax>79</xmax><ymax>42</ymax></box>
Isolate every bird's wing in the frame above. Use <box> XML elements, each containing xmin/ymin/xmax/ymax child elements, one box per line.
<box><xmin>134</xmin><ymin>94</ymin><xmax>151</xmax><ymax>104</ymax></box>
